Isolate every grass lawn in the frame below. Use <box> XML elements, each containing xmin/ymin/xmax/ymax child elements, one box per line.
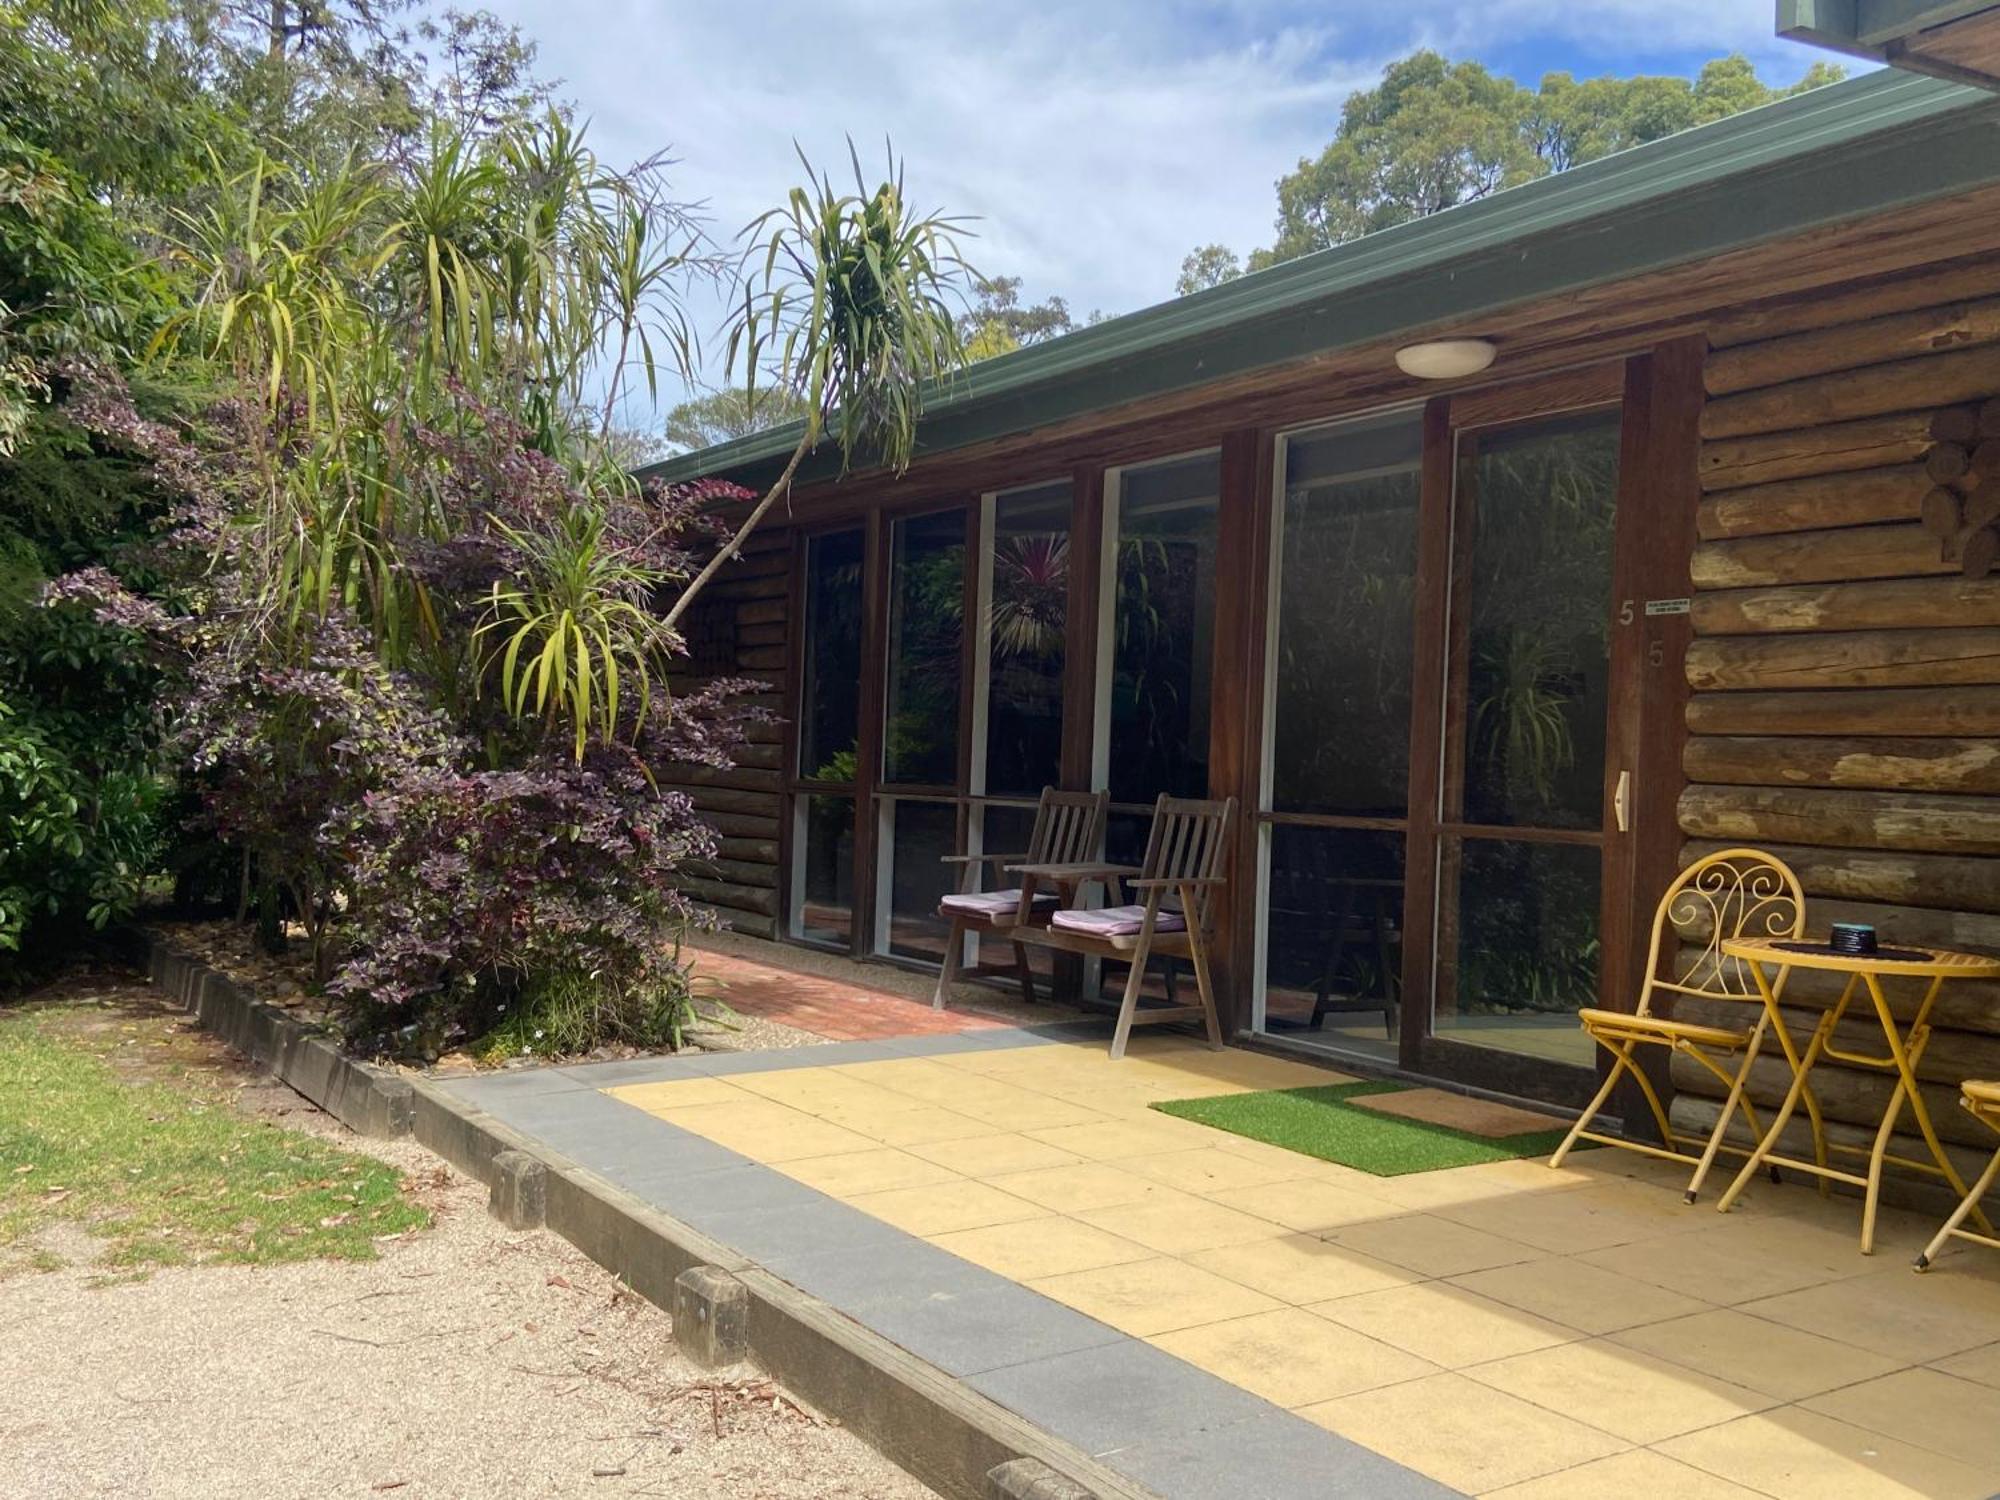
<box><xmin>1153</xmin><ymin>1080</ymin><xmax>1580</xmax><ymax>1175</ymax></box>
<box><xmin>0</xmin><ymin>999</ymin><xmax>428</xmax><ymax>1275</ymax></box>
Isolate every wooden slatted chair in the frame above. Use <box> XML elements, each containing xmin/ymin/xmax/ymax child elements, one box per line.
<box><xmin>1549</xmin><ymin>847</ymin><xmax>1819</xmax><ymax>1203</ymax></box>
<box><xmin>932</xmin><ymin>788</ymin><xmax>1109</xmax><ymax>1011</ymax></box>
<box><xmin>1012</xmin><ymin>794</ymin><xmax>1237</xmax><ymax>1060</ymax></box>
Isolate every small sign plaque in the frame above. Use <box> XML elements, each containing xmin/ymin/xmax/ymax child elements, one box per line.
<box><xmin>1645</xmin><ymin>597</ymin><xmax>1692</xmax><ymax>617</ymax></box>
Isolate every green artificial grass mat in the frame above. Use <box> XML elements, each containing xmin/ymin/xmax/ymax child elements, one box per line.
<box><xmin>1151</xmin><ymin>1080</ymin><xmax>1585</xmax><ymax>1176</ymax></box>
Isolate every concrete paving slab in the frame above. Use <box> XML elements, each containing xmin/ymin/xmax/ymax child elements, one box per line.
<box><xmin>1110</xmin><ymin>1409</ymin><xmax>1462</xmax><ymax>1500</ymax></box>
<box><xmin>837</xmin><ymin>1279</ymin><xmax>1127</xmax><ymax>1380</ymax></box>
<box><xmin>968</xmin><ymin>1339</ymin><xmax>1274</xmax><ymax>1456</ymax></box>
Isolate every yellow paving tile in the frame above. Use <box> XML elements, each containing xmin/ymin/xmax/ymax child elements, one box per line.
<box><xmin>929</xmin><ymin>1217</ymin><xmax>1156</xmax><ymax>1281</ymax></box>
<box><xmin>847</xmin><ymin>1179</ymin><xmax>1048</xmax><ymax>1236</ymax></box>
<box><xmin>1449</xmin><ymin>1255</ymin><xmax>1709</xmax><ymax>1336</ymax></box>
<box><xmin>1076</xmin><ymin>1188</ymin><xmax>1283</xmax><ymax>1255</ymax></box>
<box><xmin>1481</xmin><ymin>1446</ymin><xmax>1772</xmax><ymax>1500</ymax></box>
<box><xmin>1150</xmin><ymin>1307</ymin><xmax>1435</xmax><ymax>1407</ymax></box>
<box><xmin>1314</xmin><ymin>1282</ymin><xmax>1577</xmax><ymax>1367</ymax></box>
<box><xmin>1930</xmin><ymin>1340</ymin><xmax>2000</xmax><ymax>1390</ymax></box>
<box><xmin>1024</xmin><ymin>1116</ymin><xmax>1216</xmax><ymax>1160</ymax></box>
<box><xmin>726</xmin><ymin>1071</ymin><xmax>911</xmax><ymax>1111</ymax></box>
<box><xmin>1608</xmin><ymin>1308</ymin><xmax>1901</xmax><ymax>1401</ymax></box>
<box><xmin>605</xmin><ymin>1076</ymin><xmax>748</xmax><ymax>1110</ymax></box>
<box><xmin>1326</xmin><ymin>1213</ymin><xmax>1543</xmax><ymax>1279</ymax></box>
<box><xmin>644</xmin><ymin>1098</ymin><xmax>880</xmax><ymax>1161</ymax></box>
<box><xmin>771</xmin><ymin>1147</ymin><xmax>961</xmax><ymax>1197</ymax></box>
<box><xmin>1657</xmin><ymin>1407</ymin><xmax>1996</xmax><ymax>1500</ymax></box>
<box><xmin>1579</xmin><ymin>1216</ymin><xmax>1877</xmax><ymax>1306</ymax></box>
<box><xmin>1119</xmin><ymin>1146</ymin><xmax>1310</xmax><ymax>1196</ymax></box>
<box><xmin>1467</xmin><ymin>1339</ymin><xmax>1773</xmax><ymax>1444</ymax></box>
<box><xmin>905</xmin><ymin>1132</ymin><xmax>1082</xmax><ymax>1176</ymax></box>
<box><xmin>945</xmin><ymin>1089</ymin><xmax>1109</xmax><ymax>1131</ymax></box>
<box><xmin>1299</xmin><ymin>1372</ymin><xmax>1628</xmax><ymax>1494</ymax></box>
<box><xmin>842</xmin><ymin>1104</ymin><xmax>995</xmax><ymax>1148</ymax></box>
<box><xmin>1437</xmin><ymin>1179</ymin><xmax>1710</xmax><ymax>1256</ymax></box>
<box><xmin>1741</xmin><ymin>1263</ymin><xmax>2000</xmax><ymax>1363</ymax></box>
<box><xmin>1804</xmin><ymin>1367</ymin><xmax>2000</xmax><ymax>1472</ymax></box>
<box><xmin>1027</xmin><ymin>1257</ymin><xmax>1281</xmax><ymax>1337</ymax></box>
<box><xmin>1209</xmin><ymin>1178</ymin><xmax>1402</xmax><ymax>1234</ymax></box>
<box><xmin>986</xmin><ymin>1161</ymin><xmax>1163</xmax><ymax>1214</ymax></box>
<box><xmin>1188</xmin><ymin>1233</ymin><xmax>1417</xmax><ymax>1304</ymax></box>
<box><xmin>1361</xmin><ymin>1155</ymin><xmax>1605</xmax><ymax>1212</ymax></box>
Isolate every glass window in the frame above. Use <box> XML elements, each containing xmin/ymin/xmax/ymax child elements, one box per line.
<box><xmin>1262</xmin><ymin>825</ymin><xmax>1404</xmax><ymax>1064</ymax></box>
<box><xmin>800</xmin><ymin>529</ymin><xmax>864</xmax><ymax>784</ymax></box>
<box><xmin>793</xmin><ymin>794</ymin><xmax>855</xmax><ymax>946</ymax></box>
<box><xmin>1455</xmin><ymin>412</ymin><xmax>1620</xmax><ymax>830</ymax></box>
<box><xmin>984</xmin><ymin>481</ymin><xmax>1070</xmax><ymax>797</ymax></box>
<box><xmin>1271</xmin><ymin>414</ymin><xmax>1422</xmax><ymax>817</ymax></box>
<box><xmin>879</xmin><ymin>799</ymin><xmax>958</xmax><ymax>963</ymax></box>
<box><xmin>883</xmin><ymin>510</ymin><xmax>965</xmax><ymax>786</ymax></box>
<box><xmin>1109</xmin><ymin>453</ymin><xmax>1219</xmax><ymax>803</ymax></box>
<box><xmin>971</xmin><ymin>802</ymin><xmax>1057</xmax><ymax>982</ymax></box>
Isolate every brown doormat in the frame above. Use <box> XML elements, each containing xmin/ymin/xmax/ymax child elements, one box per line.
<box><xmin>1349</xmin><ymin>1087</ymin><xmax>1565</xmax><ymax>1140</ymax></box>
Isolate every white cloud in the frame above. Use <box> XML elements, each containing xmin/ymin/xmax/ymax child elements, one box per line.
<box><xmin>474</xmin><ymin>0</ymin><xmax>1850</xmax><ymax>426</ymax></box>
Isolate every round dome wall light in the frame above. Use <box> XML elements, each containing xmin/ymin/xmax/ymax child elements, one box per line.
<box><xmin>1394</xmin><ymin>338</ymin><xmax>1498</xmax><ymax>380</ymax></box>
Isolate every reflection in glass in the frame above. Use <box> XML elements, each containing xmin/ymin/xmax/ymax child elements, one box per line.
<box><xmin>882</xmin><ymin>799</ymin><xmax>958</xmax><ymax>963</ymax></box>
<box><xmin>1262</xmin><ymin>824</ymin><xmax>1404</xmax><ymax>1064</ymax></box>
<box><xmin>794</xmin><ymin>795</ymin><xmax>855</xmax><ymax>946</ymax></box>
<box><xmin>800</xmin><ymin>529</ymin><xmax>864</xmax><ymax>783</ymax></box>
<box><xmin>1436</xmin><ymin>838</ymin><xmax>1599</xmax><ymax>1067</ymax></box>
<box><xmin>1455</xmin><ymin>413</ymin><xmax>1620</xmax><ymax>830</ymax></box>
<box><xmin>1110</xmin><ymin>454</ymin><xmax>1219</xmax><ymax>803</ymax></box>
<box><xmin>884</xmin><ymin>510</ymin><xmax>966</xmax><ymax>786</ymax></box>
<box><xmin>985</xmin><ymin>481</ymin><xmax>1070</xmax><ymax>796</ymax></box>
<box><xmin>1272</xmin><ymin>415</ymin><xmax>1421</xmax><ymax>817</ymax></box>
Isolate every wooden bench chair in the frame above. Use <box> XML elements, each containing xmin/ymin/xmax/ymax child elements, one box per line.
<box><xmin>932</xmin><ymin>788</ymin><xmax>1109</xmax><ymax>1011</ymax></box>
<box><xmin>1549</xmin><ymin>846</ymin><xmax>1818</xmax><ymax>1203</ymax></box>
<box><xmin>1011</xmin><ymin>793</ymin><xmax>1237</xmax><ymax>1060</ymax></box>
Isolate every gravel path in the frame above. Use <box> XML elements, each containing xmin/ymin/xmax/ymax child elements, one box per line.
<box><xmin>0</xmin><ymin>975</ymin><xmax>935</xmax><ymax>1500</ymax></box>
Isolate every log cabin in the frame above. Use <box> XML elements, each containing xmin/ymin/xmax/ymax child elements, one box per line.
<box><xmin>644</xmin><ymin>67</ymin><xmax>2000</xmax><ymax>1174</ymax></box>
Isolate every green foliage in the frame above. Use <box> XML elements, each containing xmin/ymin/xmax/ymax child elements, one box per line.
<box><xmin>1175</xmin><ymin>244</ymin><xmax>1242</xmax><ymax>297</ymax></box>
<box><xmin>956</xmin><ymin>274</ymin><xmax>1077</xmax><ymax>361</ymax></box>
<box><xmin>664</xmin><ymin>384</ymin><xmax>812</xmax><ymax>454</ymax></box>
<box><xmin>1231</xmin><ymin>49</ymin><xmax>1846</xmax><ymax>272</ymax></box>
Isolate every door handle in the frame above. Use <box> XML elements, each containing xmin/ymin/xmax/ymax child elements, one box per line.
<box><xmin>1614</xmin><ymin>770</ymin><xmax>1631</xmax><ymax>834</ymax></box>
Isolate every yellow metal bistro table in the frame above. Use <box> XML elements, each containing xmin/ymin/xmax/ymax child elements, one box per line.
<box><xmin>1714</xmin><ymin>935</ymin><xmax>2000</xmax><ymax>1254</ymax></box>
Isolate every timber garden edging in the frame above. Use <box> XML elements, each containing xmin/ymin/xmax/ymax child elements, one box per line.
<box><xmin>136</xmin><ymin>932</ymin><xmax>1158</xmax><ymax>1500</ymax></box>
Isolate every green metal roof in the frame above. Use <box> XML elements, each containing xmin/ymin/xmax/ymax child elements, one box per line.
<box><xmin>1779</xmin><ymin>0</ymin><xmax>2000</xmax><ymax>81</ymax></box>
<box><xmin>643</xmin><ymin>68</ymin><xmax>2000</xmax><ymax>493</ymax></box>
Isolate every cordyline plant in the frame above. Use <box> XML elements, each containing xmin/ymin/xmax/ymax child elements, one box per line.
<box><xmin>664</xmin><ymin>142</ymin><xmax>972</xmax><ymax>631</ymax></box>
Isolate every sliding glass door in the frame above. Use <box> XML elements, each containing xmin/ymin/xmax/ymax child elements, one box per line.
<box><xmin>790</xmin><ymin>527</ymin><xmax>865</xmax><ymax>946</ymax></box>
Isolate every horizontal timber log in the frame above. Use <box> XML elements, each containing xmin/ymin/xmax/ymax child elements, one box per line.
<box><xmin>1686</xmin><ymin>686</ymin><xmax>2000</xmax><ymax>737</ymax></box>
<box><xmin>691</xmin><ymin>811</ymin><xmax>781</xmax><ymax>839</ymax></box>
<box><xmin>1690</xmin><ymin>524</ymin><xmax>1956</xmax><ymax>589</ymax></box>
<box><xmin>684</xmin><ymin>857</ymin><xmax>778</xmax><ymax>889</ymax></box>
<box><xmin>1681</xmin><ymin>838</ymin><xmax>2000</xmax><ymax>914</ymax></box>
<box><xmin>1733</xmin><ymin>961</ymin><xmax>2000</xmax><ymax>1032</ymax></box>
<box><xmin>690</xmin><ymin>903</ymin><xmax>778</xmax><ymax>940</ymax></box>
<box><xmin>1695</xmin><ymin>466</ymin><xmax>1930</xmax><ymax>540</ymax></box>
<box><xmin>1683</xmin><ymin>735</ymin><xmax>2000</xmax><ymax>794</ymax></box>
<box><xmin>738</xmin><ymin>622</ymin><xmax>786</xmax><ymax>648</ymax></box>
<box><xmin>1672</xmin><ymin>1051</ymin><xmax>1995</xmax><ymax>1155</ymax></box>
<box><xmin>1671</xmin><ymin>993</ymin><xmax>2000</xmax><ymax>1089</ymax></box>
<box><xmin>1705</xmin><ymin>295</ymin><xmax>2000</xmax><ymax>398</ymax></box>
<box><xmin>677</xmin><ymin>785</ymin><xmax>782</xmax><ymax>817</ymax></box>
<box><xmin>1699</xmin><ymin>412</ymin><xmax>1938</xmax><ymax>492</ymax></box>
<box><xmin>674</xmin><ymin>877</ymin><xmax>778</xmax><ymax>918</ymax></box>
<box><xmin>713</xmin><ymin>836</ymin><xmax>779</xmax><ymax>863</ymax></box>
<box><xmin>1802</xmin><ymin>895</ymin><xmax>2000</xmax><ymax>955</ymax></box>
<box><xmin>1699</xmin><ymin>345</ymin><xmax>2000</xmax><ymax>440</ymax></box>
<box><xmin>660</xmin><ymin>763</ymin><xmax>781</xmax><ymax>792</ymax></box>
<box><xmin>736</xmin><ymin>646</ymin><xmax>787</xmax><ymax>672</ymax></box>
<box><xmin>1689</xmin><ymin>576</ymin><xmax>2000</xmax><ymax>634</ymax></box>
<box><xmin>1677</xmin><ymin>784</ymin><xmax>2000</xmax><ymax>855</ymax></box>
<box><xmin>1683</xmin><ymin>629</ymin><xmax>2000</xmax><ymax>690</ymax></box>
<box><xmin>1708</xmin><ymin>258</ymin><xmax>2000</xmax><ymax>349</ymax></box>
<box><xmin>736</xmin><ymin>597</ymin><xmax>786</xmax><ymax>627</ymax></box>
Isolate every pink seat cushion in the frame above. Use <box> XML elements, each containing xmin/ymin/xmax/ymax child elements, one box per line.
<box><xmin>1049</xmin><ymin>904</ymin><xmax>1186</xmax><ymax>938</ymax></box>
<box><xmin>939</xmin><ymin>889</ymin><xmax>1058</xmax><ymax>919</ymax></box>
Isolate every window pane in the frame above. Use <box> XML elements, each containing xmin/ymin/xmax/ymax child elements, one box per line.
<box><xmin>793</xmin><ymin>795</ymin><xmax>855</xmax><ymax>946</ymax></box>
<box><xmin>1110</xmin><ymin>454</ymin><xmax>1219</xmax><ymax>803</ymax></box>
<box><xmin>1435</xmin><ymin>837</ymin><xmax>1598</xmax><ymax>1067</ymax></box>
<box><xmin>800</xmin><ymin>529</ymin><xmax>864</xmax><ymax>783</ymax></box>
<box><xmin>1272</xmin><ymin>415</ymin><xmax>1421</xmax><ymax>817</ymax></box>
<box><xmin>1261</xmin><ymin>825</ymin><xmax>1403</xmax><ymax>1065</ymax></box>
<box><xmin>986</xmin><ymin>481</ymin><xmax>1069</xmax><ymax>797</ymax></box>
<box><xmin>884</xmin><ymin>510</ymin><xmax>965</xmax><ymax>785</ymax></box>
<box><xmin>882</xmin><ymin>799</ymin><xmax>958</xmax><ymax>963</ymax></box>
<box><xmin>973</xmin><ymin>802</ymin><xmax>1058</xmax><ymax>982</ymax></box>
<box><xmin>1455</xmin><ymin>412</ymin><xmax>1620</xmax><ymax>830</ymax></box>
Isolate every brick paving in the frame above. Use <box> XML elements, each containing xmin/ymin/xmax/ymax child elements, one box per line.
<box><xmin>687</xmin><ymin>949</ymin><xmax>1012</xmax><ymax>1042</ymax></box>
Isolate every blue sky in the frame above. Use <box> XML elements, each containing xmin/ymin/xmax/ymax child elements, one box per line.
<box><xmin>471</xmin><ymin>1</ymin><xmax>1858</xmax><ymax>428</ymax></box>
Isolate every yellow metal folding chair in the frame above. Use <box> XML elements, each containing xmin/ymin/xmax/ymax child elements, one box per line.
<box><xmin>1551</xmin><ymin>847</ymin><xmax>1822</xmax><ymax>1203</ymax></box>
<box><xmin>1915</xmin><ymin>1080</ymin><xmax>2000</xmax><ymax>1271</ymax></box>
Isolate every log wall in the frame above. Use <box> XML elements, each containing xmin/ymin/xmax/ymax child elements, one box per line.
<box><xmin>1672</xmin><ymin>257</ymin><xmax>2000</xmax><ymax>1178</ymax></box>
<box><xmin>658</xmin><ymin>525</ymin><xmax>792</xmax><ymax>939</ymax></box>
